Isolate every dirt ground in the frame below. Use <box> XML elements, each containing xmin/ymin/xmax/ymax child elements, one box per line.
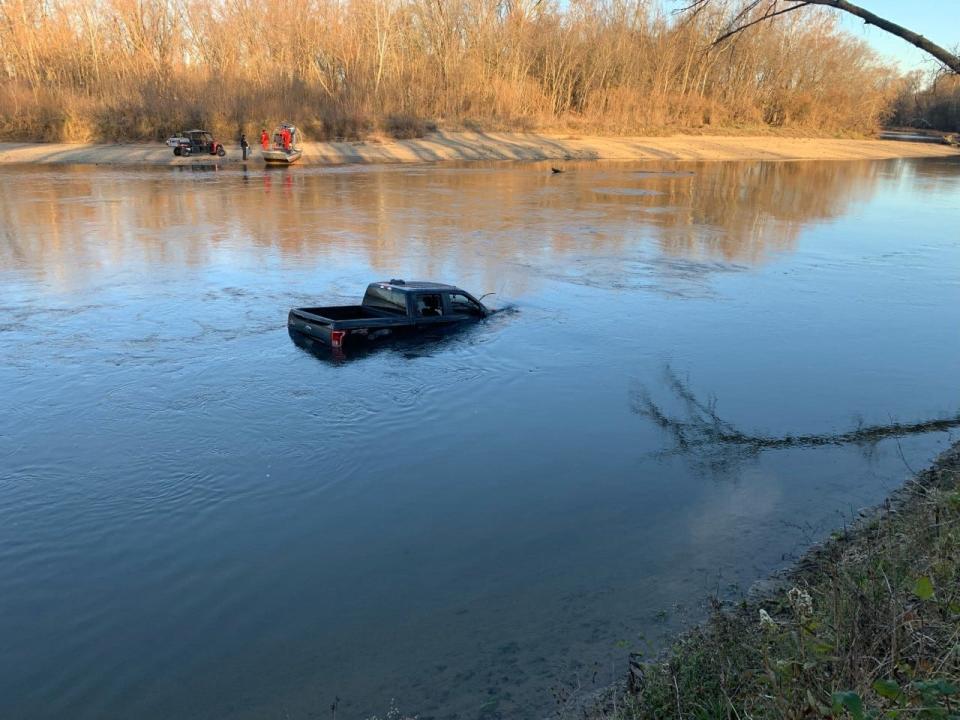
<box><xmin>0</xmin><ymin>131</ymin><xmax>957</xmax><ymax>167</ymax></box>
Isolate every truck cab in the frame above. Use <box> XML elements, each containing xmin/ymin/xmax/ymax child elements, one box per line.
<box><xmin>361</xmin><ymin>281</ymin><xmax>488</xmax><ymax>322</ymax></box>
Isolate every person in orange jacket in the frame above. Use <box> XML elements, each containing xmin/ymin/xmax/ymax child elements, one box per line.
<box><xmin>260</xmin><ymin>129</ymin><xmax>269</xmax><ymax>150</ymax></box>
<box><xmin>281</xmin><ymin>127</ymin><xmax>291</xmax><ymax>152</ymax></box>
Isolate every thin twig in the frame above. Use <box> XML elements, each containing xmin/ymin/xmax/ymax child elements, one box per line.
<box><xmin>895</xmin><ymin>436</ymin><xmax>917</xmax><ymax>475</ymax></box>
<box><xmin>673</xmin><ymin>673</ymin><xmax>683</xmax><ymax>719</ymax></box>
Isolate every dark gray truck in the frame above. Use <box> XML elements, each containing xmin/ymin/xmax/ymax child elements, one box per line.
<box><xmin>288</xmin><ymin>280</ymin><xmax>490</xmax><ymax>350</ymax></box>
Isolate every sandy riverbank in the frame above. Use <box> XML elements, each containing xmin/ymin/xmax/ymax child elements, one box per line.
<box><xmin>0</xmin><ymin>131</ymin><xmax>957</xmax><ymax>167</ymax></box>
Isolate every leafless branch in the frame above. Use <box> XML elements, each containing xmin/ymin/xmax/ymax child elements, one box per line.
<box><xmin>686</xmin><ymin>0</ymin><xmax>960</xmax><ymax>74</ymax></box>
<box><xmin>713</xmin><ymin>2</ymin><xmax>811</xmax><ymax>46</ymax></box>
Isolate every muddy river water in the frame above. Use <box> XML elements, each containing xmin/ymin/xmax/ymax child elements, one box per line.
<box><xmin>1</xmin><ymin>157</ymin><xmax>959</xmax><ymax>720</ymax></box>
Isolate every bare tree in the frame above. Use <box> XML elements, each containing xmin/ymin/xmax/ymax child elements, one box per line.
<box><xmin>684</xmin><ymin>0</ymin><xmax>960</xmax><ymax>74</ymax></box>
<box><xmin>0</xmin><ymin>0</ymin><xmax>906</xmax><ymax>142</ymax></box>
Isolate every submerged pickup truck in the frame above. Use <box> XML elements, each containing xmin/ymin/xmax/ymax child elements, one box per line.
<box><xmin>288</xmin><ymin>280</ymin><xmax>490</xmax><ymax>350</ymax></box>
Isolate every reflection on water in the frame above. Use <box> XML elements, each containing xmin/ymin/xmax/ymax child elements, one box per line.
<box><xmin>0</xmin><ymin>157</ymin><xmax>959</xmax><ymax>720</ymax></box>
<box><xmin>0</xmin><ymin>158</ymin><xmax>910</xmax><ymax>286</ymax></box>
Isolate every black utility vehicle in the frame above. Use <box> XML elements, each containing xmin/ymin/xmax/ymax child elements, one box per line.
<box><xmin>288</xmin><ymin>280</ymin><xmax>490</xmax><ymax>350</ymax></box>
<box><xmin>172</xmin><ymin>129</ymin><xmax>227</xmax><ymax>157</ymax></box>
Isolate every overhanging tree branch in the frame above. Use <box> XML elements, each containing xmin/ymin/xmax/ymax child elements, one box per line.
<box><xmin>713</xmin><ymin>2</ymin><xmax>811</xmax><ymax>46</ymax></box>
<box><xmin>809</xmin><ymin>0</ymin><xmax>960</xmax><ymax>74</ymax></box>
<box><xmin>691</xmin><ymin>0</ymin><xmax>960</xmax><ymax>74</ymax></box>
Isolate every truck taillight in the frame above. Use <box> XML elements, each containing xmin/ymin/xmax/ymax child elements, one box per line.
<box><xmin>330</xmin><ymin>330</ymin><xmax>346</xmax><ymax>348</ymax></box>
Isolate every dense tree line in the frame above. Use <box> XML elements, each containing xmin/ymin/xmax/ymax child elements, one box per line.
<box><xmin>0</xmin><ymin>0</ymin><xmax>899</xmax><ymax>142</ymax></box>
<box><xmin>890</xmin><ymin>73</ymin><xmax>960</xmax><ymax>132</ymax></box>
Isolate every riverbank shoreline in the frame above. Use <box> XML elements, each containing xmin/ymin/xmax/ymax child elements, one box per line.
<box><xmin>585</xmin><ymin>440</ymin><xmax>960</xmax><ymax>720</ymax></box>
<box><xmin>1</xmin><ymin>132</ymin><xmax>957</xmax><ymax>168</ymax></box>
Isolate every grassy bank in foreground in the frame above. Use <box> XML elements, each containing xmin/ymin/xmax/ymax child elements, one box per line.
<box><xmin>599</xmin><ymin>442</ymin><xmax>960</xmax><ymax>720</ymax></box>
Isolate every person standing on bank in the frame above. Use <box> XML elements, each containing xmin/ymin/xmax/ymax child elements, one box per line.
<box><xmin>240</xmin><ymin>133</ymin><xmax>249</xmax><ymax>161</ymax></box>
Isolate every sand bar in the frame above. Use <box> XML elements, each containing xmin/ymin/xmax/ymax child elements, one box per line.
<box><xmin>0</xmin><ymin>131</ymin><xmax>956</xmax><ymax>167</ymax></box>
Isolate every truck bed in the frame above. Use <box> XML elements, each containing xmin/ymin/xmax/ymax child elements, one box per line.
<box><xmin>287</xmin><ymin>305</ymin><xmax>412</xmax><ymax>349</ymax></box>
<box><xmin>295</xmin><ymin>305</ymin><xmax>393</xmax><ymax>321</ymax></box>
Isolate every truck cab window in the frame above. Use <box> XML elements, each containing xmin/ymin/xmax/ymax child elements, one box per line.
<box><xmin>362</xmin><ymin>285</ymin><xmax>407</xmax><ymax>314</ymax></box>
<box><xmin>417</xmin><ymin>294</ymin><xmax>443</xmax><ymax>317</ymax></box>
<box><xmin>449</xmin><ymin>293</ymin><xmax>484</xmax><ymax>317</ymax></box>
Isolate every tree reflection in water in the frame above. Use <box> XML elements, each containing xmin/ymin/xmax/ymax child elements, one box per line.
<box><xmin>633</xmin><ymin>365</ymin><xmax>960</xmax><ymax>473</ymax></box>
<box><xmin>0</xmin><ymin>158</ymin><xmax>912</xmax><ymax>294</ymax></box>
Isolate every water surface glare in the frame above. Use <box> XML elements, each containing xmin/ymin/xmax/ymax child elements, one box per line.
<box><xmin>1</xmin><ymin>158</ymin><xmax>959</xmax><ymax>720</ymax></box>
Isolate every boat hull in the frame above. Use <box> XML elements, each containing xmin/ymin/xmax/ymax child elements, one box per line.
<box><xmin>262</xmin><ymin>149</ymin><xmax>302</xmax><ymax>164</ymax></box>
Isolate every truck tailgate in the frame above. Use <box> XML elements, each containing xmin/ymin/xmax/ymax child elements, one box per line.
<box><xmin>288</xmin><ymin>307</ymin><xmax>408</xmax><ymax>347</ymax></box>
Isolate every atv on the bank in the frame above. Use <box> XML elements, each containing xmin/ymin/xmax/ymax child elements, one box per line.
<box><xmin>171</xmin><ymin>129</ymin><xmax>226</xmax><ymax>157</ymax></box>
